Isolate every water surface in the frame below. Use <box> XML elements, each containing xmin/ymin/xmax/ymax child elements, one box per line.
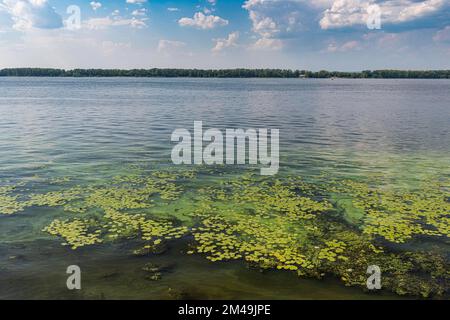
<box><xmin>0</xmin><ymin>78</ymin><xmax>449</xmax><ymax>299</ymax></box>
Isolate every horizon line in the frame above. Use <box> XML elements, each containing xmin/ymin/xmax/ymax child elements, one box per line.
<box><xmin>1</xmin><ymin>68</ymin><xmax>449</xmax><ymax>79</ymax></box>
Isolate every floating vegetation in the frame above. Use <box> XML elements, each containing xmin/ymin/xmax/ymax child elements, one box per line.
<box><xmin>333</xmin><ymin>179</ymin><xmax>450</xmax><ymax>243</ymax></box>
<box><xmin>2</xmin><ymin>168</ymin><xmax>449</xmax><ymax>297</ymax></box>
<box><xmin>0</xmin><ymin>186</ymin><xmax>27</xmax><ymax>215</ymax></box>
<box><xmin>43</xmin><ymin>219</ymin><xmax>102</xmax><ymax>249</ymax></box>
<box><xmin>85</xmin><ymin>187</ymin><xmax>152</xmax><ymax>211</ymax></box>
<box><xmin>318</xmin><ymin>240</ymin><xmax>347</xmax><ymax>262</ymax></box>
<box><xmin>101</xmin><ymin>208</ymin><xmax>188</xmax><ymax>253</ymax></box>
<box><xmin>28</xmin><ymin>188</ymin><xmax>84</xmax><ymax>208</ymax></box>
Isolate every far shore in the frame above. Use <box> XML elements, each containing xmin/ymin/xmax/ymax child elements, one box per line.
<box><xmin>1</xmin><ymin>68</ymin><xmax>449</xmax><ymax>79</ymax></box>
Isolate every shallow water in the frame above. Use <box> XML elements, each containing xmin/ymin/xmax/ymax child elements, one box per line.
<box><xmin>0</xmin><ymin>78</ymin><xmax>449</xmax><ymax>299</ymax></box>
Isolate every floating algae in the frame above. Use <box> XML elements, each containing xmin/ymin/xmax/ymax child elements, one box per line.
<box><xmin>332</xmin><ymin>179</ymin><xmax>450</xmax><ymax>243</ymax></box>
<box><xmin>0</xmin><ymin>185</ymin><xmax>27</xmax><ymax>215</ymax></box>
<box><xmin>27</xmin><ymin>188</ymin><xmax>84</xmax><ymax>208</ymax></box>
<box><xmin>187</xmin><ymin>175</ymin><xmax>449</xmax><ymax>297</ymax></box>
<box><xmin>43</xmin><ymin>219</ymin><xmax>102</xmax><ymax>249</ymax></box>
<box><xmin>2</xmin><ymin>168</ymin><xmax>449</xmax><ymax>297</ymax></box>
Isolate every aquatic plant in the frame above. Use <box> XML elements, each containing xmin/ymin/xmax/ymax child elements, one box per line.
<box><xmin>3</xmin><ymin>168</ymin><xmax>448</xmax><ymax>297</ymax></box>
<box><xmin>0</xmin><ymin>186</ymin><xmax>27</xmax><ymax>215</ymax></box>
<box><xmin>333</xmin><ymin>179</ymin><xmax>450</xmax><ymax>243</ymax></box>
<box><xmin>27</xmin><ymin>188</ymin><xmax>84</xmax><ymax>208</ymax></box>
<box><xmin>85</xmin><ymin>187</ymin><xmax>152</xmax><ymax>211</ymax></box>
<box><xmin>43</xmin><ymin>219</ymin><xmax>102</xmax><ymax>249</ymax></box>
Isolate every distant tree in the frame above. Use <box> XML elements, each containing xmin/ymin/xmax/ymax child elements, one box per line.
<box><xmin>0</xmin><ymin>68</ymin><xmax>448</xmax><ymax>79</ymax></box>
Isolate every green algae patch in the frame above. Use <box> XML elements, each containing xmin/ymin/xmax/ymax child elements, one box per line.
<box><xmin>332</xmin><ymin>195</ymin><xmax>365</xmax><ymax>225</ymax></box>
<box><xmin>3</xmin><ymin>168</ymin><xmax>449</xmax><ymax>297</ymax></box>
<box><xmin>333</xmin><ymin>179</ymin><xmax>450</xmax><ymax>243</ymax></box>
<box><xmin>43</xmin><ymin>219</ymin><xmax>102</xmax><ymax>249</ymax></box>
<box><xmin>0</xmin><ymin>194</ymin><xmax>27</xmax><ymax>215</ymax></box>
<box><xmin>0</xmin><ymin>185</ymin><xmax>27</xmax><ymax>215</ymax></box>
<box><xmin>101</xmin><ymin>208</ymin><xmax>189</xmax><ymax>253</ymax></box>
<box><xmin>28</xmin><ymin>188</ymin><xmax>84</xmax><ymax>208</ymax></box>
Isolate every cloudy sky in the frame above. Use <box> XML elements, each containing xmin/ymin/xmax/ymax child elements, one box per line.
<box><xmin>0</xmin><ymin>0</ymin><xmax>449</xmax><ymax>70</ymax></box>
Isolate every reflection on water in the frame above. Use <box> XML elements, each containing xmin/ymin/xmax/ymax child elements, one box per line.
<box><xmin>0</xmin><ymin>78</ymin><xmax>448</xmax><ymax>299</ymax></box>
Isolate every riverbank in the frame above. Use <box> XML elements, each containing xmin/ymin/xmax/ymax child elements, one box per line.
<box><xmin>1</xmin><ymin>68</ymin><xmax>450</xmax><ymax>79</ymax></box>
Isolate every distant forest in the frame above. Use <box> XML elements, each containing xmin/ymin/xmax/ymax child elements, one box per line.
<box><xmin>1</xmin><ymin>68</ymin><xmax>450</xmax><ymax>79</ymax></box>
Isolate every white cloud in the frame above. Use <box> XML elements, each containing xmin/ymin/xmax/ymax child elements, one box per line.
<box><xmin>326</xmin><ymin>39</ymin><xmax>360</xmax><ymax>52</ymax></box>
<box><xmin>252</xmin><ymin>37</ymin><xmax>283</xmax><ymax>50</ymax></box>
<box><xmin>167</xmin><ymin>7</ymin><xmax>179</xmax><ymax>12</ymax></box>
<box><xmin>157</xmin><ymin>39</ymin><xmax>186</xmax><ymax>53</ymax></box>
<box><xmin>90</xmin><ymin>1</ymin><xmax>102</xmax><ymax>11</ymax></box>
<box><xmin>0</xmin><ymin>0</ymin><xmax>63</xmax><ymax>31</ymax></box>
<box><xmin>395</xmin><ymin>0</ymin><xmax>445</xmax><ymax>23</ymax></box>
<box><xmin>85</xmin><ymin>16</ymin><xmax>148</xmax><ymax>30</ymax></box>
<box><xmin>178</xmin><ymin>12</ymin><xmax>228</xmax><ymax>29</ymax></box>
<box><xmin>132</xmin><ymin>8</ymin><xmax>147</xmax><ymax>16</ymax></box>
<box><xmin>320</xmin><ymin>0</ymin><xmax>446</xmax><ymax>29</ymax></box>
<box><xmin>126</xmin><ymin>0</ymin><xmax>147</xmax><ymax>4</ymax></box>
<box><xmin>242</xmin><ymin>0</ymin><xmax>310</xmax><ymax>51</ymax></box>
<box><xmin>212</xmin><ymin>31</ymin><xmax>239</xmax><ymax>53</ymax></box>
<box><xmin>242</xmin><ymin>0</ymin><xmax>448</xmax><ymax>37</ymax></box>
<box><xmin>242</xmin><ymin>0</ymin><xmax>307</xmax><ymax>38</ymax></box>
<box><xmin>320</xmin><ymin>0</ymin><xmax>370</xmax><ymax>30</ymax></box>
<box><xmin>157</xmin><ymin>40</ymin><xmax>193</xmax><ymax>58</ymax></box>
<box><xmin>0</xmin><ymin>29</ymin><xmax>148</xmax><ymax>69</ymax></box>
<box><xmin>249</xmin><ymin>12</ymin><xmax>279</xmax><ymax>38</ymax></box>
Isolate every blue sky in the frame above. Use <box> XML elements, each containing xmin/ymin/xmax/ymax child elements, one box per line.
<box><xmin>0</xmin><ymin>0</ymin><xmax>449</xmax><ymax>70</ymax></box>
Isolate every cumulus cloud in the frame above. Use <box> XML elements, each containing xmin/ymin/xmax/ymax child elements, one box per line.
<box><xmin>90</xmin><ymin>1</ymin><xmax>102</xmax><ymax>11</ymax></box>
<box><xmin>242</xmin><ymin>0</ymin><xmax>318</xmax><ymax>50</ymax></box>
<box><xmin>242</xmin><ymin>0</ymin><xmax>306</xmax><ymax>38</ymax></box>
<box><xmin>0</xmin><ymin>0</ymin><xmax>63</xmax><ymax>31</ymax></box>
<box><xmin>178</xmin><ymin>12</ymin><xmax>228</xmax><ymax>29</ymax></box>
<box><xmin>320</xmin><ymin>0</ymin><xmax>447</xmax><ymax>29</ymax></box>
<box><xmin>241</xmin><ymin>0</ymin><xmax>449</xmax><ymax>45</ymax></box>
<box><xmin>212</xmin><ymin>31</ymin><xmax>239</xmax><ymax>53</ymax></box>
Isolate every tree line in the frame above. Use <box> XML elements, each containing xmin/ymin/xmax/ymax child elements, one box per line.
<box><xmin>0</xmin><ymin>68</ymin><xmax>449</xmax><ymax>79</ymax></box>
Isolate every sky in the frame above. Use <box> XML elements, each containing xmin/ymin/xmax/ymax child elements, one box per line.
<box><xmin>0</xmin><ymin>0</ymin><xmax>449</xmax><ymax>70</ymax></box>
